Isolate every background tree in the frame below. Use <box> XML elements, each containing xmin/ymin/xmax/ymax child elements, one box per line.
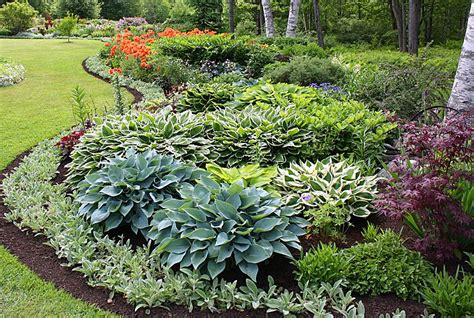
<box><xmin>56</xmin><ymin>12</ymin><xmax>77</xmax><ymax>42</ymax></box>
<box><xmin>261</xmin><ymin>0</ymin><xmax>275</xmax><ymax>36</ymax></box>
<box><xmin>141</xmin><ymin>0</ymin><xmax>169</xmax><ymax>23</ymax></box>
<box><xmin>313</xmin><ymin>0</ymin><xmax>324</xmax><ymax>47</ymax></box>
<box><xmin>188</xmin><ymin>0</ymin><xmax>223</xmax><ymax>30</ymax></box>
<box><xmin>448</xmin><ymin>1</ymin><xmax>474</xmax><ymax>112</ymax></box>
<box><xmin>286</xmin><ymin>0</ymin><xmax>301</xmax><ymax>37</ymax></box>
<box><xmin>100</xmin><ymin>0</ymin><xmax>141</xmax><ymax>20</ymax></box>
<box><xmin>56</xmin><ymin>0</ymin><xmax>100</xmax><ymax>19</ymax></box>
<box><xmin>408</xmin><ymin>0</ymin><xmax>421</xmax><ymax>54</ymax></box>
<box><xmin>228</xmin><ymin>0</ymin><xmax>235</xmax><ymax>32</ymax></box>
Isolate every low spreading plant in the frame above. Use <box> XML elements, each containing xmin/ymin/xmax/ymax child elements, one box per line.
<box><xmin>0</xmin><ymin>58</ymin><xmax>25</xmax><ymax>87</ymax></box>
<box><xmin>275</xmin><ymin>158</ymin><xmax>379</xmax><ymax>232</ymax></box>
<box><xmin>297</xmin><ymin>229</ymin><xmax>433</xmax><ymax>300</ymax></box>
<box><xmin>375</xmin><ymin>115</ymin><xmax>474</xmax><ymax>259</ymax></box>
<box><xmin>75</xmin><ymin>149</ymin><xmax>204</xmax><ymax>234</ymax></box>
<box><xmin>421</xmin><ymin>268</ymin><xmax>473</xmax><ymax>317</ymax></box>
<box><xmin>149</xmin><ymin>179</ymin><xmax>309</xmax><ymax>280</ymax></box>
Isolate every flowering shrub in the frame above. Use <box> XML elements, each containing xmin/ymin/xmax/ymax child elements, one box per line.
<box><xmin>106</xmin><ymin>29</ymin><xmax>156</xmax><ymax>70</ymax></box>
<box><xmin>116</xmin><ymin>17</ymin><xmax>148</xmax><ymax>30</ymax></box>
<box><xmin>0</xmin><ymin>58</ymin><xmax>25</xmax><ymax>87</ymax></box>
<box><xmin>375</xmin><ymin>114</ymin><xmax>474</xmax><ymax>259</ymax></box>
<box><xmin>56</xmin><ymin>130</ymin><xmax>85</xmax><ymax>156</ymax></box>
<box><xmin>309</xmin><ymin>82</ymin><xmax>346</xmax><ymax>95</ymax></box>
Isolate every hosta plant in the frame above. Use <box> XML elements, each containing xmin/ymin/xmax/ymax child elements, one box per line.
<box><xmin>176</xmin><ymin>83</ymin><xmax>243</xmax><ymax>113</ymax></box>
<box><xmin>75</xmin><ymin>149</ymin><xmax>206</xmax><ymax>235</ymax></box>
<box><xmin>275</xmin><ymin>158</ymin><xmax>379</xmax><ymax>230</ymax></box>
<box><xmin>206</xmin><ymin>163</ymin><xmax>277</xmax><ymax>189</ymax></box>
<box><xmin>149</xmin><ymin>178</ymin><xmax>309</xmax><ymax>280</ymax></box>
<box><xmin>67</xmin><ymin>108</ymin><xmax>213</xmax><ymax>187</ymax></box>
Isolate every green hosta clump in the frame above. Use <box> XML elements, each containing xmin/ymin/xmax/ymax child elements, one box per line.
<box><xmin>176</xmin><ymin>83</ymin><xmax>243</xmax><ymax>113</ymax></box>
<box><xmin>75</xmin><ymin>149</ymin><xmax>206</xmax><ymax>235</ymax></box>
<box><xmin>67</xmin><ymin>109</ymin><xmax>213</xmax><ymax>187</ymax></box>
<box><xmin>275</xmin><ymin>158</ymin><xmax>379</xmax><ymax>230</ymax></box>
<box><xmin>208</xmin><ymin>105</ymin><xmax>315</xmax><ymax>167</ymax></box>
<box><xmin>206</xmin><ymin>163</ymin><xmax>277</xmax><ymax>189</ymax></box>
<box><xmin>149</xmin><ymin>177</ymin><xmax>309</xmax><ymax>280</ymax></box>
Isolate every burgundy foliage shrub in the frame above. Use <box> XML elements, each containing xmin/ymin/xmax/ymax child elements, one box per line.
<box><xmin>57</xmin><ymin>130</ymin><xmax>85</xmax><ymax>156</ymax></box>
<box><xmin>375</xmin><ymin>113</ymin><xmax>474</xmax><ymax>260</ymax></box>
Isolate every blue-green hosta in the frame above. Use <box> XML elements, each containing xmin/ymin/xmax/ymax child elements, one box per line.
<box><xmin>75</xmin><ymin>149</ymin><xmax>206</xmax><ymax>234</ymax></box>
<box><xmin>275</xmin><ymin>158</ymin><xmax>379</xmax><ymax>219</ymax></box>
<box><xmin>149</xmin><ymin>178</ymin><xmax>309</xmax><ymax>280</ymax></box>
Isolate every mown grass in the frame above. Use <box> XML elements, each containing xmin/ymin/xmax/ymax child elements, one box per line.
<box><xmin>0</xmin><ymin>38</ymin><xmax>127</xmax><ymax>317</ymax></box>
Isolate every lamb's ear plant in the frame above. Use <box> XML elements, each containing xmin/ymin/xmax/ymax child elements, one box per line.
<box><xmin>150</xmin><ymin>179</ymin><xmax>309</xmax><ymax>280</ymax></box>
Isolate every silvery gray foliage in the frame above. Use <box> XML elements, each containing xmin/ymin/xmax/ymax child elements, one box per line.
<box><xmin>0</xmin><ymin>58</ymin><xmax>26</xmax><ymax>87</ymax></box>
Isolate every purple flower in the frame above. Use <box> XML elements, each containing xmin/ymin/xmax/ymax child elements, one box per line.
<box><xmin>301</xmin><ymin>193</ymin><xmax>313</xmax><ymax>202</ymax></box>
<box><xmin>116</xmin><ymin>17</ymin><xmax>148</xmax><ymax>30</ymax></box>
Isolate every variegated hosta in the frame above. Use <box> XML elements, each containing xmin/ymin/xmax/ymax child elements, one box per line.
<box><xmin>275</xmin><ymin>158</ymin><xmax>379</xmax><ymax>218</ymax></box>
<box><xmin>75</xmin><ymin>149</ymin><xmax>206</xmax><ymax>235</ymax></box>
<box><xmin>149</xmin><ymin>177</ymin><xmax>309</xmax><ymax>281</ymax></box>
<box><xmin>67</xmin><ymin>108</ymin><xmax>213</xmax><ymax>187</ymax></box>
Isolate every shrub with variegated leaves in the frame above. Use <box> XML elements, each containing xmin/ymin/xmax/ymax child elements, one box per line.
<box><xmin>148</xmin><ymin>177</ymin><xmax>309</xmax><ymax>281</ymax></box>
<box><xmin>275</xmin><ymin>158</ymin><xmax>379</xmax><ymax>228</ymax></box>
<box><xmin>75</xmin><ymin>149</ymin><xmax>206</xmax><ymax>235</ymax></box>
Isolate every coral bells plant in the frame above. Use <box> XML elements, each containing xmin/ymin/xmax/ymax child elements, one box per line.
<box><xmin>375</xmin><ymin>114</ymin><xmax>474</xmax><ymax>260</ymax></box>
<box><xmin>57</xmin><ymin>130</ymin><xmax>85</xmax><ymax>156</ymax></box>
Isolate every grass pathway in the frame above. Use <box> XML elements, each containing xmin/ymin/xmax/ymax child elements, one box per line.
<box><xmin>0</xmin><ymin>38</ymin><xmax>125</xmax><ymax>316</ymax></box>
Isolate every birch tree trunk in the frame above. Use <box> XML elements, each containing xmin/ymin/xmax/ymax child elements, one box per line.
<box><xmin>313</xmin><ymin>0</ymin><xmax>324</xmax><ymax>47</ymax></box>
<box><xmin>261</xmin><ymin>0</ymin><xmax>275</xmax><ymax>37</ymax></box>
<box><xmin>408</xmin><ymin>0</ymin><xmax>422</xmax><ymax>54</ymax></box>
<box><xmin>448</xmin><ymin>2</ymin><xmax>474</xmax><ymax>112</ymax></box>
<box><xmin>286</xmin><ymin>0</ymin><xmax>301</xmax><ymax>37</ymax></box>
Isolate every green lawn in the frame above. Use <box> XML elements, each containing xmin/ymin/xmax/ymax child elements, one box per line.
<box><xmin>0</xmin><ymin>39</ymin><xmax>125</xmax><ymax>317</ymax></box>
<box><xmin>0</xmin><ymin>38</ymin><xmax>125</xmax><ymax>170</ymax></box>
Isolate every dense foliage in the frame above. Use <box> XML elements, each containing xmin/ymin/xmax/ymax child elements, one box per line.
<box><xmin>375</xmin><ymin>115</ymin><xmax>474</xmax><ymax>259</ymax></box>
<box><xmin>0</xmin><ymin>1</ymin><xmax>37</xmax><ymax>34</ymax></box>
<box><xmin>297</xmin><ymin>229</ymin><xmax>433</xmax><ymax>299</ymax></box>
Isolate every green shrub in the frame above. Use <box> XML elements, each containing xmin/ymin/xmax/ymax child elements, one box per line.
<box><xmin>421</xmin><ymin>268</ymin><xmax>473</xmax><ymax>317</ymax></box>
<box><xmin>296</xmin><ymin>243</ymin><xmax>350</xmax><ymax>286</ymax></box>
<box><xmin>275</xmin><ymin>158</ymin><xmax>379</xmax><ymax>232</ymax></box>
<box><xmin>176</xmin><ymin>83</ymin><xmax>243</xmax><ymax>113</ymax></box>
<box><xmin>297</xmin><ymin>230</ymin><xmax>433</xmax><ymax>300</ymax></box>
<box><xmin>56</xmin><ymin>14</ymin><xmax>78</xmax><ymax>42</ymax></box>
<box><xmin>76</xmin><ymin>149</ymin><xmax>204</xmax><ymax>235</ymax></box>
<box><xmin>0</xmin><ymin>1</ymin><xmax>37</xmax><ymax>35</ymax></box>
<box><xmin>206</xmin><ymin>163</ymin><xmax>277</xmax><ymax>189</ymax></box>
<box><xmin>67</xmin><ymin>109</ymin><xmax>213</xmax><ymax>187</ymax></box>
<box><xmin>56</xmin><ymin>0</ymin><xmax>101</xmax><ymax>19</ymax></box>
<box><xmin>150</xmin><ymin>179</ymin><xmax>309</xmax><ymax>280</ymax></box>
<box><xmin>280</xmin><ymin>43</ymin><xmax>327</xmax><ymax>59</ymax></box>
<box><xmin>142</xmin><ymin>0</ymin><xmax>170</xmax><ymax>23</ymax></box>
<box><xmin>264</xmin><ymin>56</ymin><xmax>346</xmax><ymax>86</ymax></box>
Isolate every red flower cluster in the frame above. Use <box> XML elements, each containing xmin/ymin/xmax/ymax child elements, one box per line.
<box><xmin>108</xmin><ymin>30</ymin><xmax>156</xmax><ymax>69</ymax></box>
<box><xmin>56</xmin><ymin>130</ymin><xmax>85</xmax><ymax>156</ymax></box>
<box><xmin>109</xmin><ymin>67</ymin><xmax>122</xmax><ymax>75</ymax></box>
<box><xmin>157</xmin><ymin>27</ymin><xmax>217</xmax><ymax>37</ymax></box>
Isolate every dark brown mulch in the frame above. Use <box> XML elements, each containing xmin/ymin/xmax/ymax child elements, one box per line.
<box><xmin>81</xmin><ymin>59</ymin><xmax>144</xmax><ymax>105</ymax></box>
<box><xmin>0</xmin><ymin>152</ymin><xmax>432</xmax><ymax>317</ymax></box>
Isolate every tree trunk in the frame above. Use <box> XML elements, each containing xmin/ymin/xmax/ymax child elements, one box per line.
<box><xmin>286</xmin><ymin>0</ymin><xmax>301</xmax><ymax>37</ymax></box>
<box><xmin>408</xmin><ymin>0</ymin><xmax>422</xmax><ymax>54</ymax></box>
<box><xmin>448</xmin><ymin>2</ymin><xmax>474</xmax><ymax>112</ymax></box>
<box><xmin>255</xmin><ymin>0</ymin><xmax>262</xmax><ymax>35</ymax></box>
<box><xmin>392</xmin><ymin>0</ymin><xmax>408</xmax><ymax>52</ymax></box>
<box><xmin>261</xmin><ymin>0</ymin><xmax>275</xmax><ymax>37</ymax></box>
<box><xmin>313</xmin><ymin>0</ymin><xmax>324</xmax><ymax>47</ymax></box>
<box><xmin>388</xmin><ymin>0</ymin><xmax>398</xmax><ymax>30</ymax></box>
<box><xmin>424</xmin><ymin>0</ymin><xmax>434</xmax><ymax>43</ymax></box>
<box><xmin>228</xmin><ymin>0</ymin><xmax>235</xmax><ymax>33</ymax></box>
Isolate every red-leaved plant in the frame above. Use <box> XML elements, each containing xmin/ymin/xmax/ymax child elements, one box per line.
<box><xmin>57</xmin><ymin>130</ymin><xmax>85</xmax><ymax>156</ymax></box>
<box><xmin>375</xmin><ymin>113</ymin><xmax>473</xmax><ymax>260</ymax></box>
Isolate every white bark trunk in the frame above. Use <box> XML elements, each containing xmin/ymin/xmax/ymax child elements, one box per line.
<box><xmin>448</xmin><ymin>2</ymin><xmax>474</xmax><ymax>112</ymax></box>
<box><xmin>286</xmin><ymin>0</ymin><xmax>301</xmax><ymax>37</ymax></box>
<box><xmin>261</xmin><ymin>0</ymin><xmax>275</xmax><ymax>37</ymax></box>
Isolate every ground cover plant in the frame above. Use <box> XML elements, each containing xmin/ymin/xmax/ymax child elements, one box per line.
<box><xmin>0</xmin><ymin>57</ymin><xmax>25</xmax><ymax>87</ymax></box>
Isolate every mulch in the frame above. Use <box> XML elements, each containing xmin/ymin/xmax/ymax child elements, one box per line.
<box><xmin>81</xmin><ymin>59</ymin><xmax>144</xmax><ymax>105</ymax></box>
